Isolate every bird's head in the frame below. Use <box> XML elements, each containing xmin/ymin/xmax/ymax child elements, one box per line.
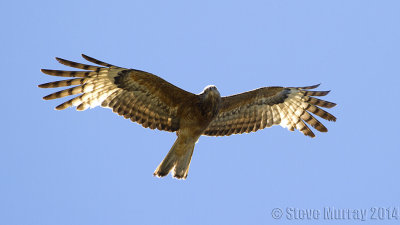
<box><xmin>199</xmin><ymin>85</ymin><xmax>221</xmax><ymax>118</ymax></box>
<box><xmin>201</xmin><ymin>85</ymin><xmax>221</xmax><ymax>99</ymax></box>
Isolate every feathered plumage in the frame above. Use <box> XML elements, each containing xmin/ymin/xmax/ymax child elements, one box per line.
<box><xmin>39</xmin><ymin>55</ymin><xmax>337</xmax><ymax>179</ymax></box>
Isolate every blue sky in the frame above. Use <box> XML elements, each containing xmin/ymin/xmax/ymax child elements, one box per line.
<box><xmin>1</xmin><ymin>0</ymin><xmax>399</xmax><ymax>224</ymax></box>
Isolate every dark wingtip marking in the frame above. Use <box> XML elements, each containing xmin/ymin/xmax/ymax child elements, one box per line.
<box><xmin>315</xmin><ymin>123</ymin><xmax>328</xmax><ymax>132</ymax></box>
<box><xmin>41</xmin><ymin>69</ymin><xmax>58</xmax><ymax>75</ymax></box>
<box><xmin>56</xmin><ymin>57</ymin><xmax>76</xmax><ymax>66</ymax></box>
<box><xmin>38</xmin><ymin>82</ymin><xmax>54</xmax><ymax>88</ymax></box>
<box><xmin>81</xmin><ymin>54</ymin><xmax>97</xmax><ymax>63</ymax></box>
<box><xmin>299</xmin><ymin>83</ymin><xmax>321</xmax><ymax>90</ymax></box>
<box><xmin>305</xmin><ymin>131</ymin><xmax>316</xmax><ymax>138</ymax></box>
<box><xmin>43</xmin><ymin>94</ymin><xmax>53</xmax><ymax>100</ymax></box>
<box><xmin>55</xmin><ymin>104</ymin><xmax>67</xmax><ymax>110</ymax></box>
<box><xmin>55</xmin><ymin>57</ymin><xmax>63</xmax><ymax>63</ymax></box>
<box><xmin>55</xmin><ymin>57</ymin><xmax>76</xmax><ymax>67</ymax></box>
<box><xmin>38</xmin><ymin>83</ymin><xmax>46</xmax><ymax>88</ymax></box>
<box><xmin>81</xmin><ymin>54</ymin><xmax>114</xmax><ymax>67</ymax></box>
<box><xmin>320</xmin><ymin>90</ymin><xmax>331</xmax><ymax>95</ymax></box>
<box><xmin>77</xmin><ymin>103</ymin><xmax>87</xmax><ymax>111</ymax></box>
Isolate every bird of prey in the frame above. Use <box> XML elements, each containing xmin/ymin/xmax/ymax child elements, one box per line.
<box><xmin>39</xmin><ymin>55</ymin><xmax>337</xmax><ymax>179</ymax></box>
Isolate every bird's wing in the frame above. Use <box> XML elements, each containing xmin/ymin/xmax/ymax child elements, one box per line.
<box><xmin>203</xmin><ymin>84</ymin><xmax>336</xmax><ymax>137</ymax></box>
<box><xmin>39</xmin><ymin>54</ymin><xmax>196</xmax><ymax>132</ymax></box>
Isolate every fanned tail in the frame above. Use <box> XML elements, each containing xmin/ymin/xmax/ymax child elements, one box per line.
<box><xmin>153</xmin><ymin>135</ymin><xmax>196</xmax><ymax>180</ymax></box>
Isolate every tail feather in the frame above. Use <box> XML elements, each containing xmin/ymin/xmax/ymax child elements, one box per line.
<box><xmin>154</xmin><ymin>136</ymin><xmax>196</xmax><ymax>179</ymax></box>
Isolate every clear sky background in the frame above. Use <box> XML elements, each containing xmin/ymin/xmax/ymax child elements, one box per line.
<box><xmin>1</xmin><ymin>1</ymin><xmax>399</xmax><ymax>225</ymax></box>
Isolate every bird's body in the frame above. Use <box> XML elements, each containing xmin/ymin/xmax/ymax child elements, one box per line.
<box><xmin>154</xmin><ymin>86</ymin><xmax>221</xmax><ymax>178</ymax></box>
<box><xmin>39</xmin><ymin>55</ymin><xmax>337</xmax><ymax>179</ymax></box>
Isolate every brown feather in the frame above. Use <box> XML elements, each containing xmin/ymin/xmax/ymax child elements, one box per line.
<box><xmin>40</xmin><ymin>69</ymin><xmax>93</xmax><ymax>78</ymax></box>
<box><xmin>55</xmin><ymin>57</ymin><xmax>103</xmax><ymax>71</ymax></box>
<box><xmin>296</xmin><ymin>84</ymin><xmax>320</xmax><ymax>90</ymax></box>
<box><xmin>38</xmin><ymin>78</ymin><xmax>87</xmax><ymax>88</ymax></box>
<box><xmin>303</xmin><ymin>96</ymin><xmax>337</xmax><ymax>108</ymax></box>
<box><xmin>81</xmin><ymin>54</ymin><xmax>116</xmax><ymax>67</ymax></box>
<box><xmin>303</xmin><ymin>90</ymin><xmax>330</xmax><ymax>96</ymax></box>
<box><xmin>43</xmin><ymin>85</ymin><xmax>85</xmax><ymax>100</ymax></box>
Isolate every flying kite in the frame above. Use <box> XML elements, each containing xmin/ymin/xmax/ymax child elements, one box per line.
<box><xmin>39</xmin><ymin>55</ymin><xmax>337</xmax><ymax>179</ymax></box>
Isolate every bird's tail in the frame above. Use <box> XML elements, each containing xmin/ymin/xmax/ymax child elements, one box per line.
<box><xmin>153</xmin><ymin>135</ymin><xmax>196</xmax><ymax>179</ymax></box>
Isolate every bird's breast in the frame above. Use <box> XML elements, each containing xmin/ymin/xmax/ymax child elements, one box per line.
<box><xmin>177</xmin><ymin>95</ymin><xmax>220</xmax><ymax>133</ymax></box>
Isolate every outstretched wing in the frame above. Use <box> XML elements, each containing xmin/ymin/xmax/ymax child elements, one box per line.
<box><xmin>203</xmin><ymin>84</ymin><xmax>336</xmax><ymax>137</ymax></box>
<box><xmin>39</xmin><ymin>54</ymin><xmax>196</xmax><ymax>132</ymax></box>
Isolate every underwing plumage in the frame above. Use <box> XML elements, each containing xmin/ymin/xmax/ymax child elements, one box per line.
<box><xmin>39</xmin><ymin>54</ymin><xmax>337</xmax><ymax>179</ymax></box>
